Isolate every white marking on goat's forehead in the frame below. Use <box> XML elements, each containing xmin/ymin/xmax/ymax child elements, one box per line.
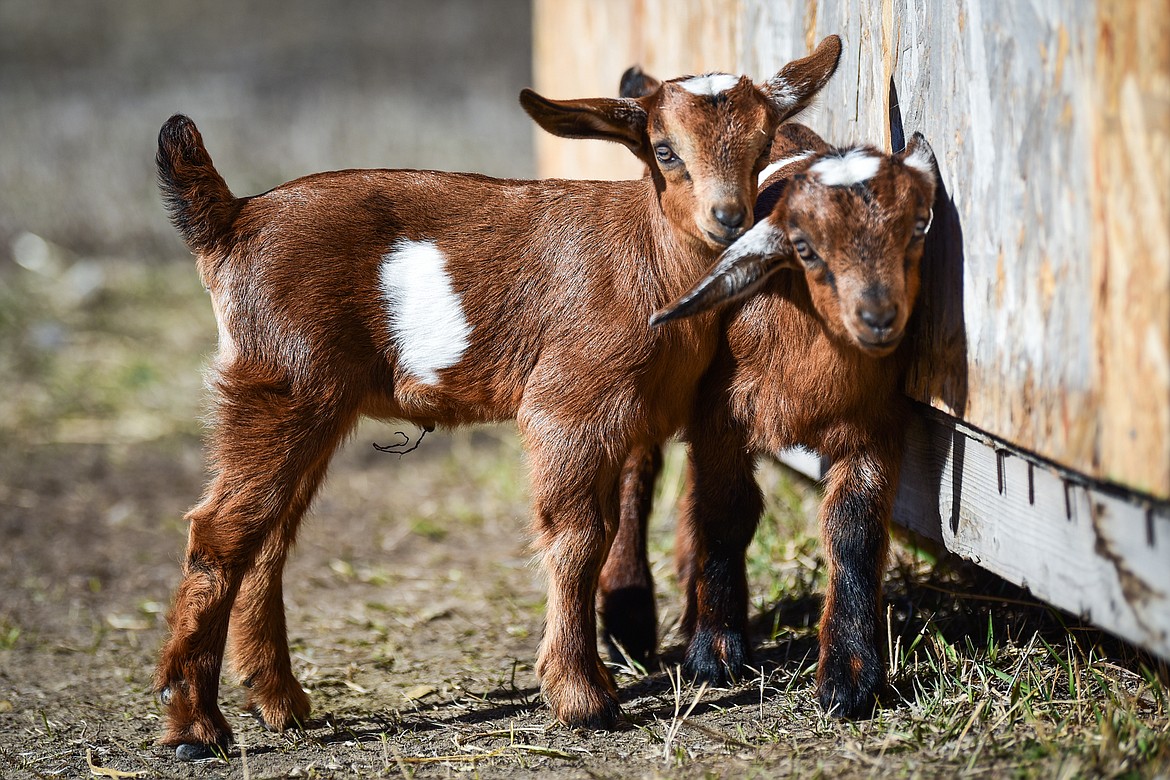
<box><xmin>902</xmin><ymin>144</ymin><xmax>935</xmax><ymax>177</ymax></box>
<box><xmin>758</xmin><ymin>152</ymin><xmax>813</xmax><ymax>186</ymax></box>
<box><xmin>678</xmin><ymin>73</ymin><xmax>742</xmax><ymax>96</ymax></box>
<box><xmin>379</xmin><ymin>239</ymin><xmax>473</xmax><ymax>386</ymax></box>
<box><xmin>809</xmin><ymin>148</ymin><xmax>882</xmax><ymax>187</ymax></box>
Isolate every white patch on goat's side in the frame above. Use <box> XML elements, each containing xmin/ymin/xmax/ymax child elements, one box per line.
<box><xmin>680</xmin><ymin>73</ymin><xmax>741</xmax><ymax>96</ymax></box>
<box><xmin>758</xmin><ymin>152</ymin><xmax>813</xmax><ymax>185</ymax></box>
<box><xmin>380</xmin><ymin>239</ymin><xmax>473</xmax><ymax>385</ymax></box>
<box><xmin>902</xmin><ymin>144</ymin><xmax>936</xmax><ymax>178</ymax></box>
<box><xmin>809</xmin><ymin>148</ymin><xmax>882</xmax><ymax>187</ymax></box>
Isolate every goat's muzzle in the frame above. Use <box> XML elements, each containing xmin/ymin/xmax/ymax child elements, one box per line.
<box><xmin>700</xmin><ymin>200</ymin><xmax>751</xmax><ymax>248</ymax></box>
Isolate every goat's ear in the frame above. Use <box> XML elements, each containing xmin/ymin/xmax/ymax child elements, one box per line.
<box><xmin>651</xmin><ymin>219</ymin><xmax>794</xmax><ymax>326</ymax></box>
<box><xmin>762</xmin><ymin>35</ymin><xmax>842</xmax><ymax>121</ymax></box>
<box><xmin>899</xmin><ymin>132</ymin><xmax>939</xmax><ymax>186</ymax></box>
<box><xmin>619</xmin><ymin>65</ymin><xmax>661</xmax><ymax>99</ymax></box>
<box><xmin>520</xmin><ymin>89</ymin><xmax>648</xmax><ymax>154</ymax></box>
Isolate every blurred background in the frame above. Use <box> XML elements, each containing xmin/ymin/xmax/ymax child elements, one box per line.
<box><xmin>0</xmin><ymin>0</ymin><xmax>533</xmax><ymax>448</ymax></box>
<box><xmin>0</xmin><ymin>0</ymin><xmax>534</xmax><ymax>261</ymax></box>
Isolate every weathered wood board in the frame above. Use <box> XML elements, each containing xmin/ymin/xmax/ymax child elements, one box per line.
<box><xmin>896</xmin><ymin>406</ymin><xmax>1169</xmax><ymax>660</ymax></box>
<box><xmin>533</xmin><ymin>0</ymin><xmax>1170</xmax><ymax>500</ymax></box>
<box><xmin>781</xmin><ymin>406</ymin><xmax>1170</xmax><ymax>660</ymax></box>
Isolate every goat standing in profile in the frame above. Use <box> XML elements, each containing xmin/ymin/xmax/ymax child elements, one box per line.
<box><xmin>598</xmin><ymin>83</ymin><xmax>938</xmax><ymax>717</ymax></box>
<box><xmin>151</xmin><ymin>39</ymin><xmax>842</xmax><ymax>759</ymax></box>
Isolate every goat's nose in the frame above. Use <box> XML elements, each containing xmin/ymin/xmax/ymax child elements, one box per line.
<box><xmin>712</xmin><ymin>204</ymin><xmax>746</xmax><ymax>230</ymax></box>
<box><xmin>858</xmin><ymin>302</ymin><xmax>898</xmax><ymax>332</ymax></box>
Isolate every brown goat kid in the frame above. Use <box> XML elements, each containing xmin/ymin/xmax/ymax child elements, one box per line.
<box><xmin>600</xmin><ymin>117</ymin><xmax>937</xmax><ymax>718</ymax></box>
<box><xmin>151</xmin><ymin>39</ymin><xmax>842</xmax><ymax>759</ymax></box>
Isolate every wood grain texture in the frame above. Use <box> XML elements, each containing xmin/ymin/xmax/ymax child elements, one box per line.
<box><xmin>533</xmin><ymin>0</ymin><xmax>1170</xmax><ymax>498</ymax></box>
<box><xmin>1090</xmin><ymin>0</ymin><xmax>1170</xmax><ymax>496</ymax></box>
<box><xmin>533</xmin><ymin>0</ymin><xmax>742</xmax><ymax>182</ymax></box>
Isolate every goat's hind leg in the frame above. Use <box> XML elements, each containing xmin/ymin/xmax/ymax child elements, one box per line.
<box><xmin>678</xmin><ymin>428</ymin><xmax>762</xmax><ymax>687</ymax></box>
<box><xmin>155</xmin><ymin>367</ymin><xmax>352</xmax><ymax>759</ymax></box>
<box><xmin>228</xmin><ymin>442</ymin><xmax>346</xmax><ymax>734</ymax></box>
<box><xmin>599</xmin><ymin>443</ymin><xmax>663</xmax><ymax>669</ymax></box>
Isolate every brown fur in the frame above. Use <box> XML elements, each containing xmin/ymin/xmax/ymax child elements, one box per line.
<box><xmin>605</xmin><ymin>122</ymin><xmax>938</xmax><ymax>716</ymax></box>
<box><xmin>151</xmin><ymin>38</ymin><xmax>842</xmax><ymax>755</ymax></box>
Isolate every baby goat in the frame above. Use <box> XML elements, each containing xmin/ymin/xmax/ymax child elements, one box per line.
<box><xmin>151</xmin><ymin>38</ymin><xmax>842</xmax><ymax>758</ymax></box>
<box><xmin>600</xmin><ymin>113</ymin><xmax>937</xmax><ymax>718</ymax></box>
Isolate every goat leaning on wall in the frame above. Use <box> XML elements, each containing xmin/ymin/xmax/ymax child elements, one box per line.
<box><xmin>600</xmin><ymin>69</ymin><xmax>938</xmax><ymax>716</ymax></box>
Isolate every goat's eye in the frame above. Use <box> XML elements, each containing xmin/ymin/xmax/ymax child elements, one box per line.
<box><xmin>793</xmin><ymin>238</ymin><xmax>824</xmax><ymax>269</ymax></box>
<box><xmin>655</xmin><ymin>144</ymin><xmax>679</xmax><ymax>164</ymax></box>
<box><xmin>913</xmin><ymin>209</ymin><xmax>934</xmax><ymax>239</ymax></box>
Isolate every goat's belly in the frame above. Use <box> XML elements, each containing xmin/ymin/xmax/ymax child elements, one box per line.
<box><xmin>746</xmin><ymin>400</ymin><xmax>864</xmax><ymax>462</ymax></box>
<box><xmin>362</xmin><ymin>346</ymin><xmax>529</xmax><ymax>428</ymax></box>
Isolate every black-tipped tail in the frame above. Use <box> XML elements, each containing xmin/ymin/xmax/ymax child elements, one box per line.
<box><xmin>156</xmin><ymin>115</ymin><xmax>239</xmax><ymax>254</ymax></box>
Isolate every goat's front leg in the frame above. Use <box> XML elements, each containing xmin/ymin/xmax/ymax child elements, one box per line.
<box><xmin>677</xmin><ymin>427</ymin><xmax>763</xmax><ymax>686</ymax></box>
<box><xmin>815</xmin><ymin>447</ymin><xmax>899</xmax><ymax>718</ymax></box>
<box><xmin>525</xmin><ymin>428</ymin><xmax>623</xmax><ymax>729</ymax></box>
<box><xmin>598</xmin><ymin>443</ymin><xmax>662</xmax><ymax>668</ymax></box>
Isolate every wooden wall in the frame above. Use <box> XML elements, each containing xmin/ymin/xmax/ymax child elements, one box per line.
<box><xmin>533</xmin><ymin>0</ymin><xmax>1170</xmax><ymax>500</ymax></box>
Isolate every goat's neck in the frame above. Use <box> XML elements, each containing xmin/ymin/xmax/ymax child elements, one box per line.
<box><xmin>634</xmin><ymin>181</ymin><xmax>724</xmax><ymax>305</ymax></box>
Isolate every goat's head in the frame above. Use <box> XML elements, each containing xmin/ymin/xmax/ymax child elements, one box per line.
<box><xmin>652</xmin><ymin>134</ymin><xmax>939</xmax><ymax>357</ymax></box>
<box><xmin>520</xmin><ymin>36</ymin><xmax>842</xmax><ymax>251</ymax></box>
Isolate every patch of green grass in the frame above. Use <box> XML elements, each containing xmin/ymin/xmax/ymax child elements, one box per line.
<box><xmin>0</xmin><ymin>619</ymin><xmax>20</xmax><ymax>650</ymax></box>
<box><xmin>640</xmin><ymin>457</ymin><xmax>1170</xmax><ymax>778</ymax></box>
<box><xmin>410</xmin><ymin>517</ymin><xmax>448</xmax><ymax>542</ymax></box>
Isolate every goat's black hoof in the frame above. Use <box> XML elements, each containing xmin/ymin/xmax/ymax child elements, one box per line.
<box><xmin>175</xmin><ymin>742</ymin><xmax>219</xmax><ymax>762</ymax></box>
<box><xmin>817</xmin><ymin>683</ymin><xmax>879</xmax><ymax>719</ymax></box>
<box><xmin>555</xmin><ymin>694</ymin><xmax>625</xmax><ymax>732</ymax></box>
<box><xmin>600</xmin><ymin>586</ymin><xmax>658</xmax><ymax>670</ymax></box>
<box><xmin>816</xmin><ymin>653</ymin><xmax>883</xmax><ymax>719</ymax></box>
<box><xmin>572</xmin><ymin>700</ymin><xmax>626</xmax><ymax>732</ymax></box>
<box><xmin>682</xmin><ymin>627</ymin><xmax>748</xmax><ymax>686</ymax></box>
<box><xmin>248</xmin><ymin>705</ymin><xmax>277</xmax><ymax>732</ymax></box>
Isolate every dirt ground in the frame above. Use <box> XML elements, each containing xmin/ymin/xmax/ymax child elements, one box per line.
<box><xmin>1</xmin><ymin>2</ymin><xmax>1168</xmax><ymax>778</ymax></box>
<box><xmin>0</xmin><ymin>386</ymin><xmax>823</xmax><ymax>780</ymax></box>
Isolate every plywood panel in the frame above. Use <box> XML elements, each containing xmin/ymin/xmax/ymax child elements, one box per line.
<box><xmin>1090</xmin><ymin>1</ymin><xmax>1170</xmax><ymax>495</ymax></box>
<box><xmin>895</xmin><ymin>407</ymin><xmax>1170</xmax><ymax>661</ymax></box>
<box><xmin>533</xmin><ymin>0</ymin><xmax>1170</xmax><ymax>498</ymax></box>
<box><xmin>533</xmin><ymin>0</ymin><xmax>641</xmax><ymax>181</ymax></box>
<box><xmin>533</xmin><ymin>0</ymin><xmax>745</xmax><ymax>181</ymax></box>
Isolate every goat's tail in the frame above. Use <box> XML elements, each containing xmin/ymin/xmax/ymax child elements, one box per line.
<box><xmin>156</xmin><ymin>115</ymin><xmax>239</xmax><ymax>255</ymax></box>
